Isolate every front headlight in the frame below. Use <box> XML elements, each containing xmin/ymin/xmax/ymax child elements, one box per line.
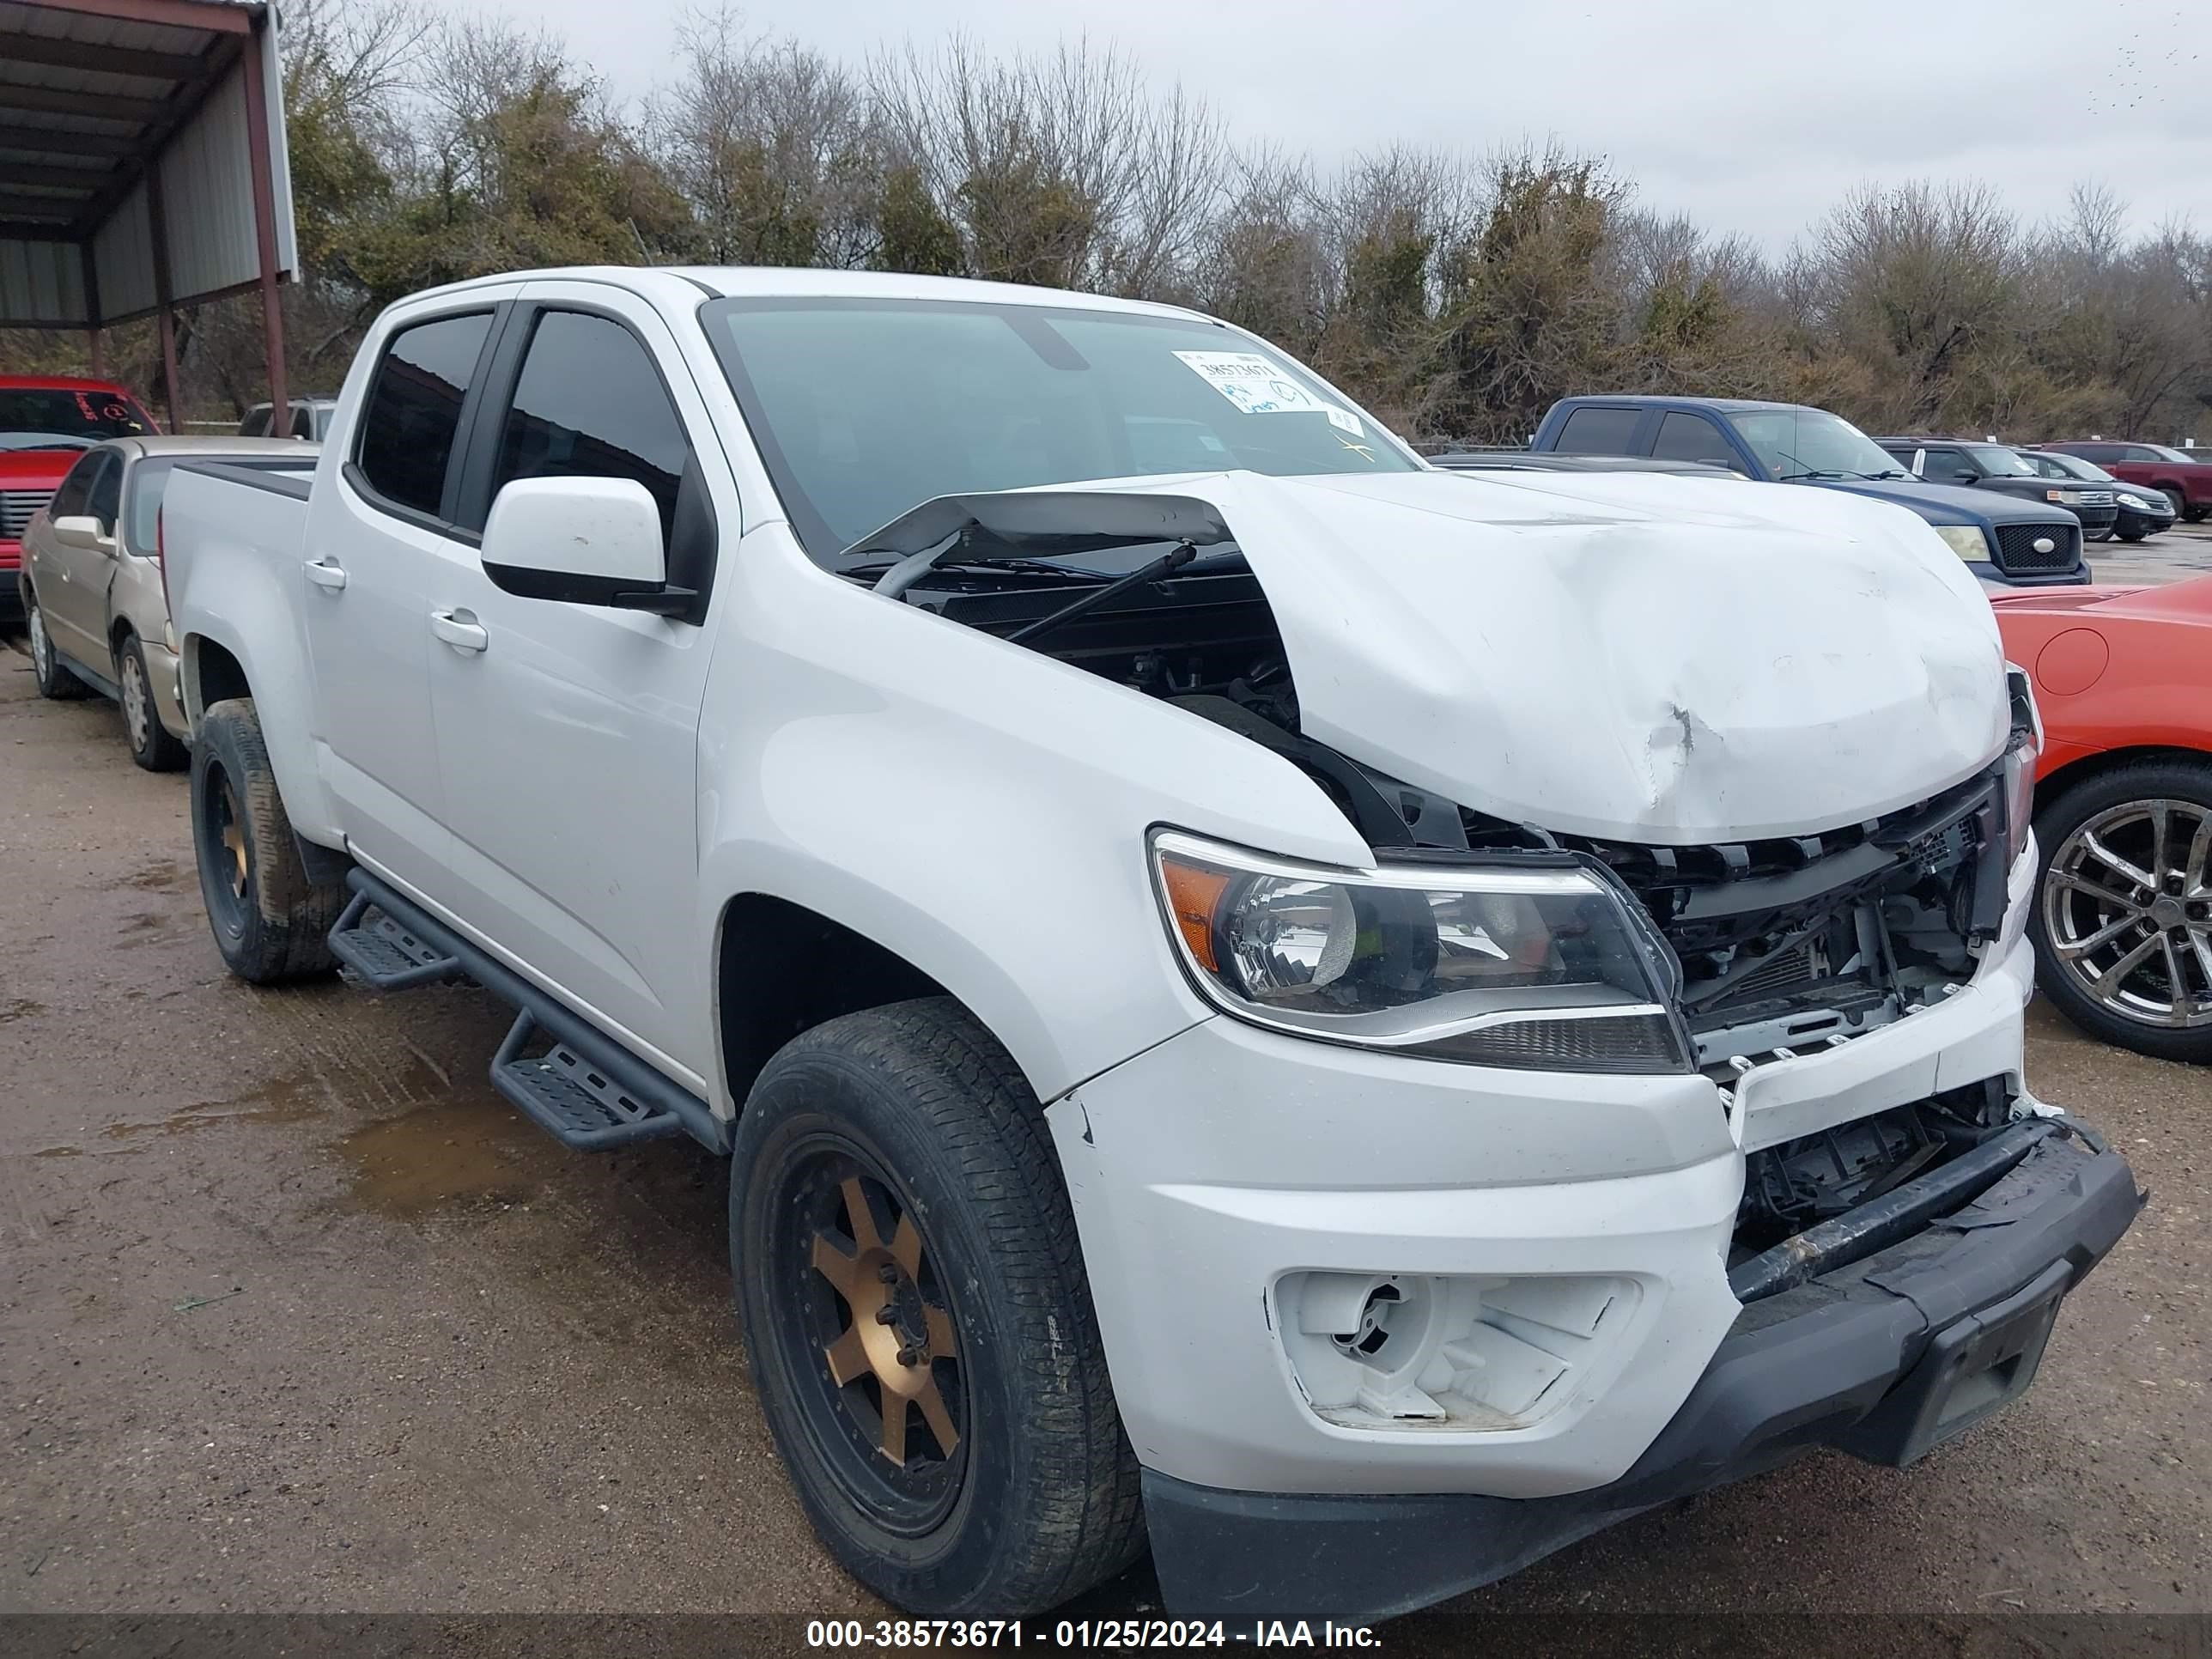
<box><xmin>1935</xmin><ymin>524</ymin><xmax>1993</xmax><ymax>562</ymax></box>
<box><xmin>2002</xmin><ymin>665</ymin><xmax>2043</xmax><ymax>868</ymax></box>
<box><xmin>2118</xmin><ymin>493</ymin><xmax>2152</xmax><ymax>512</ymax></box>
<box><xmin>1150</xmin><ymin>830</ymin><xmax>1691</xmax><ymax>1073</ymax></box>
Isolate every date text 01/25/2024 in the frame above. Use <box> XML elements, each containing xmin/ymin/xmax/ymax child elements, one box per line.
<box><xmin>805</xmin><ymin>1620</ymin><xmax>1382</xmax><ymax>1649</ymax></box>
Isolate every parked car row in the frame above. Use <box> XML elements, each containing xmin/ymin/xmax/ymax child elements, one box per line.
<box><xmin>15</xmin><ymin>436</ymin><xmax>318</xmax><ymax>769</ymax></box>
<box><xmin>5</xmin><ymin>294</ymin><xmax>2193</xmax><ymax>1625</ymax></box>
<box><xmin>1528</xmin><ymin>396</ymin><xmax>2100</xmax><ymax>586</ymax></box>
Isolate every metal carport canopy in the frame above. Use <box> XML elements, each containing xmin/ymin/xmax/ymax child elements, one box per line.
<box><xmin>0</xmin><ymin>0</ymin><xmax>297</xmax><ymax>422</ymax></box>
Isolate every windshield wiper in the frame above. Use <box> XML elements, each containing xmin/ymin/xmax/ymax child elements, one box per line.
<box><xmin>845</xmin><ymin>555</ymin><xmax>1111</xmax><ymax>591</ymax></box>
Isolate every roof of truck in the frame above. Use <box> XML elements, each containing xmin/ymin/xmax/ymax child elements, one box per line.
<box><xmin>1555</xmin><ymin>395</ymin><xmax>1802</xmax><ymax>413</ymax></box>
<box><xmin>407</xmin><ymin>265</ymin><xmax>1216</xmax><ymax>324</ymax></box>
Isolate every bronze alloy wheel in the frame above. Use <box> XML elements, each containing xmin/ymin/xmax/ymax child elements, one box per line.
<box><xmin>775</xmin><ymin>1135</ymin><xmax>969</xmax><ymax>1534</ymax></box>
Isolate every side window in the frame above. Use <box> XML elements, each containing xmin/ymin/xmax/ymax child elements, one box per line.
<box><xmin>1921</xmin><ymin>447</ymin><xmax>1966</xmax><ymax>480</ymax></box>
<box><xmin>240</xmin><ymin>406</ymin><xmax>270</xmax><ymax>437</ymax></box>
<box><xmin>1553</xmin><ymin>406</ymin><xmax>1641</xmax><ymax>455</ymax></box>
<box><xmin>289</xmin><ymin>404</ymin><xmax>315</xmax><ymax>441</ymax></box>
<box><xmin>86</xmin><ymin>453</ymin><xmax>122</xmax><ymax>531</ymax></box>
<box><xmin>356</xmin><ymin>311</ymin><xmax>496</xmax><ymax>520</ymax></box>
<box><xmin>1651</xmin><ymin>412</ymin><xmax>1735</xmax><ymax>466</ymax></box>
<box><xmin>486</xmin><ymin>309</ymin><xmax>689</xmax><ymax>541</ymax></box>
<box><xmin>2121</xmin><ymin>446</ymin><xmax>2159</xmax><ymax>463</ymax></box>
<box><xmin>48</xmin><ymin>449</ymin><xmax>106</xmax><ymax>520</ymax></box>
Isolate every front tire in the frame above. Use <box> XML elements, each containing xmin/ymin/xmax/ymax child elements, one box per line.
<box><xmin>189</xmin><ymin>697</ymin><xmax>343</xmax><ymax>983</ymax></box>
<box><xmin>2029</xmin><ymin>758</ymin><xmax>2212</xmax><ymax>1064</ymax></box>
<box><xmin>26</xmin><ymin>594</ymin><xmax>88</xmax><ymax>700</ymax></box>
<box><xmin>2117</xmin><ymin>524</ymin><xmax>2148</xmax><ymax>544</ymax></box>
<box><xmin>119</xmin><ymin>635</ymin><xmax>188</xmax><ymax>772</ymax></box>
<box><xmin>730</xmin><ymin>1000</ymin><xmax>1143</xmax><ymax>1615</ymax></box>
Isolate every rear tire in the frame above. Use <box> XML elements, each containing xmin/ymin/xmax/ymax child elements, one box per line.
<box><xmin>2028</xmin><ymin>758</ymin><xmax>2212</xmax><ymax>1065</ymax></box>
<box><xmin>730</xmin><ymin>999</ymin><xmax>1144</xmax><ymax>1615</ymax></box>
<box><xmin>189</xmin><ymin>697</ymin><xmax>343</xmax><ymax>983</ymax></box>
<box><xmin>119</xmin><ymin>635</ymin><xmax>188</xmax><ymax>772</ymax></box>
<box><xmin>26</xmin><ymin>594</ymin><xmax>88</xmax><ymax>700</ymax></box>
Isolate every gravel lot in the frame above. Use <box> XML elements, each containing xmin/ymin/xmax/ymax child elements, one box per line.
<box><xmin>2</xmin><ymin>534</ymin><xmax>2207</xmax><ymax>1646</ymax></box>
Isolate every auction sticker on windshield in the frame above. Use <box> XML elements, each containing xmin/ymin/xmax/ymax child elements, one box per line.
<box><xmin>1173</xmin><ymin>349</ymin><xmax>1363</xmax><ymax>434</ymax></box>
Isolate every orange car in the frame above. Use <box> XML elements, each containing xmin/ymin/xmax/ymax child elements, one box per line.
<box><xmin>1992</xmin><ymin>574</ymin><xmax>2212</xmax><ymax>1061</ymax></box>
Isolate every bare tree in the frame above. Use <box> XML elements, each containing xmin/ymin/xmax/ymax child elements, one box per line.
<box><xmin>653</xmin><ymin>7</ymin><xmax>876</xmax><ymax>269</ymax></box>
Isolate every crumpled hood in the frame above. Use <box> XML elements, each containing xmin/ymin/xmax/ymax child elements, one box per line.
<box><xmin>1086</xmin><ymin>467</ymin><xmax>2011</xmax><ymax>844</ymax></box>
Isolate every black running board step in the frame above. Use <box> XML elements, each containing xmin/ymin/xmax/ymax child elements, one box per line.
<box><xmin>331</xmin><ymin>871</ymin><xmax>729</xmax><ymax>1155</ymax></box>
<box><xmin>328</xmin><ymin>890</ymin><xmax>466</xmax><ymax>990</ymax></box>
<box><xmin>491</xmin><ymin>1010</ymin><xmax>688</xmax><ymax>1151</ymax></box>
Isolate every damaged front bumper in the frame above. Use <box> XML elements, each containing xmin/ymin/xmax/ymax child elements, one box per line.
<box><xmin>1141</xmin><ymin>1122</ymin><xmax>2143</xmax><ymax>1626</ymax></box>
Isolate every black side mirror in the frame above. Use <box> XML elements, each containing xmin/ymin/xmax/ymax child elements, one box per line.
<box><xmin>1954</xmin><ymin>470</ymin><xmax>1978</xmax><ymax>483</ymax></box>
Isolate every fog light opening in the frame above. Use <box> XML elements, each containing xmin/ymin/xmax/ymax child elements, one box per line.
<box><xmin>1332</xmin><ymin>1280</ymin><xmax>1403</xmax><ymax>1359</ymax></box>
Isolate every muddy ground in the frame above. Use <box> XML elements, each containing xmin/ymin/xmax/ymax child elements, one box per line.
<box><xmin>1</xmin><ymin>544</ymin><xmax>2207</xmax><ymax>1647</ymax></box>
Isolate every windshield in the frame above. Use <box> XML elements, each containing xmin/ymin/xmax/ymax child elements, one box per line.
<box><xmin>2035</xmin><ymin>451</ymin><xmax>2114</xmax><ymax>483</ymax></box>
<box><xmin>2144</xmin><ymin>444</ymin><xmax>2207</xmax><ymax>465</ymax></box>
<box><xmin>0</xmin><ymin>387</ymin><xmax>153</xmax><ymax>450</ymax></box>
<box><xmin>1965</xmin><ymin>444</ymin><xmax>2038</xmax><ymax>476</ymax></box>
<box><xmin>702</xmin><ymin>297</ymin><xmax>1413</xmax><ymax>558</ymax></box>
<box><xmin>1729</xmin><ymin>408</ymin><xmax>1906</xmax><ymax>480</ymax></box>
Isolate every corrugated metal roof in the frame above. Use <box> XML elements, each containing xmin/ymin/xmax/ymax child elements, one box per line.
<box><xmin>0</xmin><ymin>0</ymin><xmax>292</xmax><ymax>328</ymax></box>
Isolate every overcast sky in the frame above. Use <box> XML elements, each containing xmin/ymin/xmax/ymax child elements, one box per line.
<box><xmin>451</xmin><ymin>0</ymin><xmax>2212</xmax><ymax>251</ymax></box>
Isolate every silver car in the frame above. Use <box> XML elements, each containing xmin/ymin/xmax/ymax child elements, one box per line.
<box><xmin>19</xmin><ymin>437</ymin><xmax>314</xmax><ymax>769</ymax></box>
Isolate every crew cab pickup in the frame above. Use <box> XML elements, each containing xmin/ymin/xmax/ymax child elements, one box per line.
<box><xmin>1531</xmin><ymin>396</ymin><xmax>2091</xmax><ymax>586</ymax></box>
<box><xmin>161</xmin><ymin>268</ymin><xmax>2142</xmax><ymax>1626</ymax></box>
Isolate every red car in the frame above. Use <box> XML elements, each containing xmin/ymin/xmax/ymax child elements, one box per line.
<box><xmin>1993</xmin><ymin>574</ymin><xmax>2212</xmax><ymax>1062</ymax></box>
<box><xmin>2037</xmin><ymin>441</ymin><xmax>2212</xmax><ymax>524</ymax></box>
<box><xmin>1</xmin><ymin>376</ymin><xmax>159</xmax><ymax>617</ymax></box>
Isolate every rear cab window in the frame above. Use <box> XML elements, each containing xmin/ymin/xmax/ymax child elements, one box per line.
<box><xmin>354</xmin><ymin>311</ymin><xmax>498</xmax><ymax>522</ymax></box>
<box><xmin>1553</xmin><ymin>405</ymin><xmax>1642</xmax><ymax>456</ymax></box>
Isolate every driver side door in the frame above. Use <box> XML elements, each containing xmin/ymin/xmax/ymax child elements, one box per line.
<box><xmin>419</xmin><ymin>284</ymin><xmax>733</xmax><ymax>1078</ymax></box>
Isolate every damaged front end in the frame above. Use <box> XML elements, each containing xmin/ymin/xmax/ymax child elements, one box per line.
<box><xmin>854</xmin><ymin>480</ymin><xmax>2073</xmax><ymax>1273</ymax></box>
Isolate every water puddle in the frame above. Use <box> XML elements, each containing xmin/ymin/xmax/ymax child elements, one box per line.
<box><xmin>338</xmin><ymin>1092</ymin><xmax>539</xmax><ymax>1217</ymax></box>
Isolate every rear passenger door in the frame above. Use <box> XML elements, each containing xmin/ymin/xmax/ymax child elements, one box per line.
<box><xmin>420</xmin><ymin>283</ymin><xmax>733</xmax><ymax>1079</ymax></box>
<box><xmin>1549</xmin><ymin>404</ymin><xmax>1644</xmax><ymax>456</ymax></box>
<box><xmin>312</xmin><ymin>294</ymin><xmax>517</xmax><ymax>893</ymax></box>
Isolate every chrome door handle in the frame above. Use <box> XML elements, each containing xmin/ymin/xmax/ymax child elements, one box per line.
<box><xmin>303</xmin><ymin>558</ymin><xmax>348</xmax><ymax>591</ymax></box>
<box><xmin>429</xmin><ymin>609</ymin><xmax>489</xmax><ymax>653</ymax></box>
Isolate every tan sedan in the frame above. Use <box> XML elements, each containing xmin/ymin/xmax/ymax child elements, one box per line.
<box><xmin>19</xmin><ymin>437</ymin><xmax>315</xmax><ymax>769</ymax></box>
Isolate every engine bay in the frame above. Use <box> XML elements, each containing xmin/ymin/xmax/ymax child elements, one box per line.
<box><xmin>885</xmin><ymin>547</ymin><xmax>2015</xmax><ymax>1079</ymax></box>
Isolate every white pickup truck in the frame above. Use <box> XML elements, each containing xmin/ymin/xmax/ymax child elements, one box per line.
<box><xmin>161</xmin><ymin>266</ymin><xmax>2142</xmax><ymax>1624</ymax></box>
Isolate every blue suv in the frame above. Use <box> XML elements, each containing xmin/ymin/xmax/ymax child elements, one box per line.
<box><xmin>1528</xmin><ymin>397</ymin><xmax>2090</xmax><ymax>586</ymax></box>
